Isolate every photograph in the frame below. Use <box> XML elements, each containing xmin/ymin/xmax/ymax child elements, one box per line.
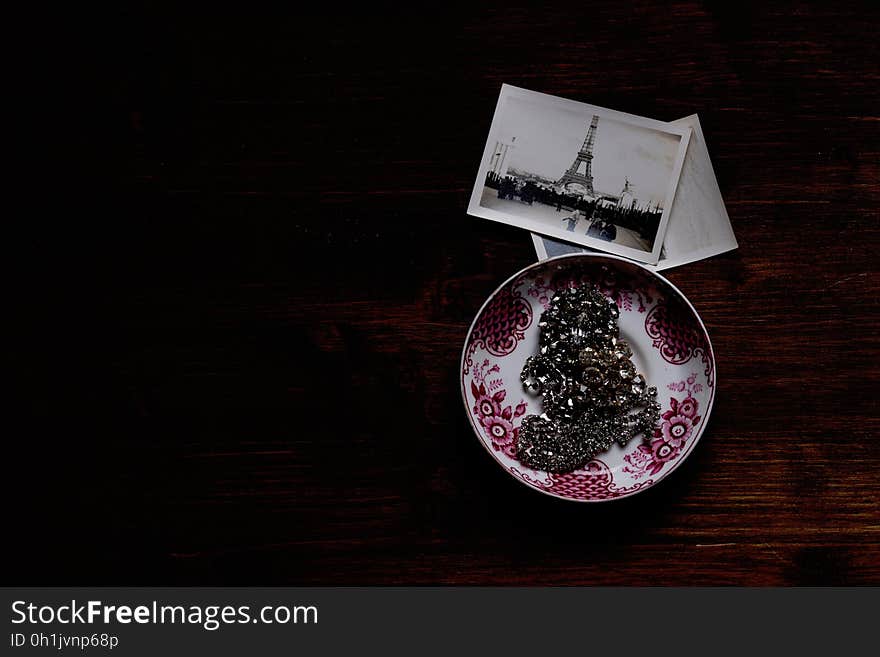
<box><xmin>467</xmin><ymin>85</ymin><xmax>692</xmax><ymax>264</ymax></box>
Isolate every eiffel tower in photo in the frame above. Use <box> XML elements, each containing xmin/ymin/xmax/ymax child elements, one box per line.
<box><xmin>557</xmin><ymin>114</ymin><xmax>599</xmax><ymax>194</ymax></box>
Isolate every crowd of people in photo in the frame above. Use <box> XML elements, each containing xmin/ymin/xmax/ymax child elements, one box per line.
<box><xmin>485</xmin><ymin>171</ymin><xmax>661</xmax><ymax>243</ymax></box>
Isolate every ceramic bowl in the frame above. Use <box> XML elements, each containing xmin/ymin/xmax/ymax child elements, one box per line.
<box><xmin>460</xmin><ymin>253</ymin><xmax>715</xmax><ymax>502</ymax></box>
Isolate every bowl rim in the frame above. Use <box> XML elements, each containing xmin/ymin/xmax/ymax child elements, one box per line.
<box><xmin>459</xmin><ymin>252</ymin><xmax>717</xmax><ymax>502</ymax></box>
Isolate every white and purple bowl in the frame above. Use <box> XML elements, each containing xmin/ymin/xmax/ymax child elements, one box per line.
<box><xmin>461</xmin><ymin>253</ymin><xmax>715</xmax><ymax>502</ymax></box>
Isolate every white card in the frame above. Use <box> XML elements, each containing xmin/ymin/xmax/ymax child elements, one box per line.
<box><xmin>532</xmin><ymin>114</ymin><xmax>737</xmax><ymax>270</ymax></box>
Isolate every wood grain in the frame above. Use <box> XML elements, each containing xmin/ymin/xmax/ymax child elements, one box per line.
<box><xmin>10</xmin><ymin>1</ymin><xmax>879</xmax><ymax>584</ymax></box>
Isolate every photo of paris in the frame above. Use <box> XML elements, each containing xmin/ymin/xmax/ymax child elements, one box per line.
<box><xmin>477</xmin><ymin>94</ymin><xmax>685</xmax><ymax>253</ymax></box>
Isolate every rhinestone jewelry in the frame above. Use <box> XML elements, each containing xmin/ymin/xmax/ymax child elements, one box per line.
<box><xmin>517</xmin><ymin>286</ymin><xmax>660</xmax><ymax>473</ymax></box>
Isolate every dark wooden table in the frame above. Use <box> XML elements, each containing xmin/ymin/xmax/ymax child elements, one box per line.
<box><xmin>11</xmin><ymin>2</ymin><xmax>879</xmax><ymax>584</ymax></box>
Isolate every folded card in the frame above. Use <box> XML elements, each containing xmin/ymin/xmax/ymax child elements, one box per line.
<box><xmin>531</xmin><ymin>114</ymin><xmax>738</xmax><ymax>270</ymax></box>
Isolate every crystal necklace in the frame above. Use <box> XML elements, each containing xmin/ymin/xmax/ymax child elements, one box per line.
<box><xmin>518</xmin><ymin>286</ymin><xmax>660</xmax><ymax>473</ymax></box>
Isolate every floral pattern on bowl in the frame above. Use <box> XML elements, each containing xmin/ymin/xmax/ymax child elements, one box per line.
<box><xmin>460</xmin><ymin>253</ymin><xmax>715</xmax><ymax>502</ymax></box>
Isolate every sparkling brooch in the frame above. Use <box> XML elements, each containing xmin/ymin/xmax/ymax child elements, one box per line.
<box><xmin>517</xmin><ymin>286</ymin><xmax>660</xmax><ymax>473</ymax></box>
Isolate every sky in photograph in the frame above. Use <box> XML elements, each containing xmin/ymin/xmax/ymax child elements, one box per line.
<box><xmin>493</xmin><ymin>94</ymin><xmax>682</xmax><ymax>207</ymax></box>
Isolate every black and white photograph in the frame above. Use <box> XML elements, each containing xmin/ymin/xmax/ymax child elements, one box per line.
<box><xmin>467</xmin><ymin>85</ymin><xmax>692</xmax><ymax>264</ymax></box>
